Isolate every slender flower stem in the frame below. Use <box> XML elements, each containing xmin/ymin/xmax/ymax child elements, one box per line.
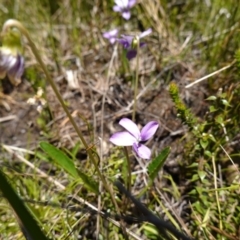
<box><xmin>1</xmin><ymin>19</ymin><xmax>122</xmax><ymax>225</ymax></box>
<box><xmin>123</xmin><ymin>146</ymin><xmax>131</xmax><ymax>193</ymax></box>
<box><xmin>132</xmin><ymin>36</ymin><xmax>140</xmax><ymax>122</ymax></box>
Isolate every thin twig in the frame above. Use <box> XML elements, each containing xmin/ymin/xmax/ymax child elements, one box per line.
<box><xmin>126</xmin><ymin>64</ymin><xmax>177</xmax><ymax>111</ymax></box>
<box><xmin>185</xmin><ymin>61</ymin><xmax>235</xmax><ymax>88</ymax></box>
<box><xmin>220</xmin><ymin>144</ymin><xmax>239</xmax><ymax>175</ymax></box>
<box><xmin>211</xmin><ymin>154</ymin><xmax>223</xmax><ymax>234</ymax></box>
<box><xmin>132</xmin><ymin>36</ymin><xmax>140</xmax><ymax>122</ymax></box>
<box><xmin>0</xmin><ymin>115</ymin><xmax>17</xmax><ymax>123</ymax></box>
<box><xmin>97</xmin><ymin>44</ymin><xmax>118</xmax><ymax>238</ymax></box>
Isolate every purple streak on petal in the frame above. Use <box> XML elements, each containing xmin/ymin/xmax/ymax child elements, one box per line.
<box><xmin>119</xmin><ymin>118</ymin><xmax>140</xmax><ymax>139</ymax></box>
<box><xmin>8</xmin><ymin>54</ymin><xmax>24</xmax><ymax>85</ymax></box>
<box><xmin>8</xmin><ymin>55</ymin><xmax>24</xmax><ymax>76</ymax></box>
<box><xmin>133</xmin><ymin>143</ymin><xmax>151</xmax><ymax>159</ymax></box>
<box><xmin>140</xmin><ymin>121</ymin><xmax>159</xmax><ymax>141</ymax></box>
<box><xmin>122</xmin><ymin>11</ymin><xmax>131</xmax><ymax>20</ymax></box>
<box><xmin>128</xmin><ymin>0</ymin><xmax>137</xmax><ymax>7</ymax></box>
<box><xmin>132</xmin><ymin>142</ymin><xmax>139</xmax><ymax>155</ymax></box>
<box><xmin>117</xmin><ymin>39</ymin><xmax>128</xmax><ymax>48</ymax></box>
<box><xmin>117</xmin><ymin>35</ymin><xmax>133</xmax><ymax>48</ymax></box>
<box><xmin>139</xmin><ymin>28</ymin><xmax>152</xmax><ymax>38</ymax></box>
<box><xmin>126</xmin><ymin>49</ymin><xmax>137</xmax><ymax>60</ymax></box>
<box><xmin>139</xmin><ymin>42</ymin><xmax>146</xmax><ymax>48</ymax></box>
<box><xmin>113</xmin><ymin>5</ymin><xmax>121</xmax><ymax>12</ymax></box>
<box><xmin>110</xmin><ymin>131</ymin><xmax>136</xmax><ymax>146</ymax></box>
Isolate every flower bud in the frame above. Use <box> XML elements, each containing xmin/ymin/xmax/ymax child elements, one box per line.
<box><xmin>131</xmin><ymin>35</ymin><xmax>139</xmax><ymax>49</ymax></box>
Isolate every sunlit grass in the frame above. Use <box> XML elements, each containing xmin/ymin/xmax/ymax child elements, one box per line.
<box><xmin>0</xmin><ymin>0</ymin><xmax>240</xmax><ymax>239</ymax></box>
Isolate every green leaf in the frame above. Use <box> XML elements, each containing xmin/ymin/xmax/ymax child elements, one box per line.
<box><xmin>148</xmin><ymin>147</ymin><xmax>170</xmax><ymax>181</ymax></box>
<box><xmin>206</xmin><ymin>96</ymin><xmax>217</xmax><ymax>101</ymax></box>
<box><xmin>200</xmin><ymin>139</ymin><xmax>208</xmax><ymax>149</ymax></box>
<box><xmin>198</xmin><ymin>170</ymin><xmax>207</xmax><ymax>181</ymax></box>
<box><xmin>209</xmin><ymin>105</ymin><xmax>217</xmax><ymax>112</ymax></box>
<box><xmin>221</xmin><ymin>99</ymin><xmax>231</xmax><ymax>107</ymax></box>
<box><xmin>40</xmin><ymin>142</ymin><xmax>79</xmax><ymax>178</ymax></box>
<box><xmin>187</xmin><ymin>162</ymin><xmax>199</xmax><ymax>168</ymax></box>
<box><xmin>143</xmin><ymin>223</ymin><xmax>159</xmax><ymax>238</ymax></box>
<box><xmin>0</xmin><ymin>169</ymin><xmax>50</xmax><ymax>240</ymax></box>
<box><xmin>215</xmin><ymin>115</ymin><xmax>224</xmax><ymax>125</ymax></box>
<box><xmin>40</xmin><ymin>142</ymin><xmax>99</xmax><ymax>193</ymax></box>
<box><xmin>76</xmin><ymin>170</ymin><xmax>99</xmax><ymax>194</ymax></box>
<box><xmin>202</xmin><ymin>208</ymin><xmax>211</xmax><ymax>227</ymax></box>
<box><xmin>190</xmin><ymin>174</ymin><xmax>200</xmax><ymax>182</ymax></box>
<box><xmin>204</xmin><ymin>150</ymin><xmax>212</xmax><ymax>157</ymax></box>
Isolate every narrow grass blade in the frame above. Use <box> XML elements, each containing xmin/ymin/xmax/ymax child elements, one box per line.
<box><xmin>0</xmin><ymin>168</ymin><xmax>49</xmax><ymax>240</ymax></box>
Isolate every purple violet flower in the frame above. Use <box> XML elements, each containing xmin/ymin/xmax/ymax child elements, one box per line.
<box><xmin>110</xmin><ymin>118</ymin><xmax>159</xmax><ymax>159</ymax></box>
<box><xmin>0</xmin><ymin>47</ymin><xmax>24</xmax><ymax>86</ymax></box>
<box><xmin>117</xmin><ymin>28</ymin><xmax>152</xmax><ymax>60</ymax></box>
<box><xmin>113</xmin><ymin>0</ymin><xmax>136</xmax><ymax>20</ymax></box>
<box><xmin>103</xmin><ymin>29</ymin><xmax>119</xmax><ymax>44</ymax></box>
<box><xmin>0</xmin><ymin>29</ymin><xmax>24</xmax><ymax>86</ymax></box>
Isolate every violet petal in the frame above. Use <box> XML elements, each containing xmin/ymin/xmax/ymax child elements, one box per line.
<box><xmin>113</xmin><ymin>5</ymin><xmax>122</xmax><ymax>12</ymax></box>
<box><xmin>128</xmin><ymin>0</ymin><xmax>137</xmax><ymax>8</ymax></box>
<box><xmin>0</xmin><ymin>52</ymin><xmax>16</xmax><ymax>71</ymax></box>
<box><xmin>133</xmin><ymin>142</ymin><xmax>151</xmax><ymax>159</ymax></box>
<box><xmin>126</xmin><ymin>49</ymin><xmax>137</xmax><ymax>60</ymax></box>
<box><xmin>103</xmin><ymin>29</ymin><xmax>118</xmax><ymax>44</ymax></box>
<box><xmin>103</xmin><ymin>29</ymin><xmax>118</xmax><ymax>39</ymax></box>
<box><xmin>119</xmin><ymin>118</ymin><xmax>140</xmax><ymax>139</ymax></box>
<box><xmin>139</xmin><ymin>28</ymin><xmax>152</xmax><ymax>39</ymax></box>
<box><xmin>110</xmin><ymin>131</ymin><xmax>136</xmax><ymax>146</ymax></box>
<box><xmin>114</xmin><ymin>0</ymin><xmax>128</xmax><ymax>8</ymax></box>
<box><xmin>140</xmin><ymin>121</ymin><xmax>159</xmax><ymax>141</ymax></box>
<box><xmin>109</xmin><ymin>38</ymin><xmax>116</xmax><ymax>44</ymax></box>
<box><xmin>122</xmin><ymin>11</ymin><xmax>131</xmax><ymax>20</ymax></box>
